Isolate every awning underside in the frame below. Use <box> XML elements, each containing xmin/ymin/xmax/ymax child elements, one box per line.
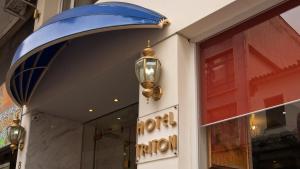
<box><xmin>11</xmin><ymin>42</ymin><xmax>66</xmax><ymax>104</ymax></box>
<box><xmin>7</xmin><ymin>2</ymin><xmax>168</xmax><ymax>105</ymax></box>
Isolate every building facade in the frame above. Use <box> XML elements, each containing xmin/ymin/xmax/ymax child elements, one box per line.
<box><xmin>0</xmin><ymin>0</ymin><xmax>299</xmax><ymax>169</ymax></box>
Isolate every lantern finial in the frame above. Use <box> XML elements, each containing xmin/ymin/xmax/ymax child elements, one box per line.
<box><xmin>12</xmin><ymin>110</ymin><xmax>21</xmax><ymax>125</ymax></box>
<box><xmin>143</xmin><ymin>40</ymin><xmax>155</xmax><ymax>57</ymax></box>
<box><xmin>15</xmin><ymin>111</ymin><xmax>19</xmax><ymax>119</ymax></box>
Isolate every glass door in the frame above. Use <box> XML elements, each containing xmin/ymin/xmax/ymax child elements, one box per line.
<box><xmin>82</xmin><ymin>104</ymin><xmax>138</xmax><ymax>169</ymax></box>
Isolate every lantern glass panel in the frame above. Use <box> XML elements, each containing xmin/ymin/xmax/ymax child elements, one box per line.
<box><xmin>7</xmin><ymin>126</ymin><xmax>24</xmax><ymax>144</ymax></box>
<box><xmin>144</xmin><ymin>58</ymin><xmax>161</xmax><ymax>83</ymax></box>
<box><xmin>135</xmin><ymin>58</ymin><xmax>145</xmax><ymax>83</ymax></box>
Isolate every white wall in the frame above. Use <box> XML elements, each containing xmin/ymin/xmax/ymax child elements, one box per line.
<box><xmin>103</xmin><ymin>0</ymin><xmax>286</xmax><ymax>42</ymax></box>
<box><xmin>138</xmin><ymin>34</ymin><xmax>179</xmax><ymax>169</ymax></box>
<box><xmin>102</xmin><ymin>0</ymin><xmax>235</xmax><ymax>37</ymax></box>
<box><xmin>138</xmin><ymin>34</ymin><xmax>199</xmax><ymax>169</ymax></box>
<box><xmin>177</xmin><ymin>35</ymin><xmax>199</xmax><ymax>169</ymax></box>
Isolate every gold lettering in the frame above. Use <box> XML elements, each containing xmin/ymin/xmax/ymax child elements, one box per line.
<box><xmin>136</xmin><ymin>111</ymin><xmax>178</xmax><ymax>159</ymax></box>
<box><xmin>137</xmin><ymin>121</ymin><xmax>145</xmax><ymax>136</ymax></box>
<box><xmin>158</xmin><ymin>138</ymin><xmax>169</xmax><ymax>153</ymax></box>
<box><xmin>139</xmin><ymin>144</ymin><xmax>143</xmax><ymax>157</ymax></box>
<box><xmin>169</xmin><ymin>135</ymin><xmax>177</xmax><ymax>151</ymax></box>
<box><xmin>162</xmin><ymin>114</ymin><xmax>169</xmax><ymax>127</ymax></box>
<box><xmin>142</xmin><ymin>144</ymin><xmax>148</xmax><ymax>156</ymax></box>
<box><xmin>148</xmin><ymin>141</ymin><xmax>152</xmax><ymax>154</ymax></box>
<box><xmin>152</xmin><ymin>139</ymin><xmax>158</xmax><ymax>154</ymax></box>
<box><xmin>136</xmin><ymin>135</ymin><xmax>178</xmax><ymax>159</ymax></box>
<box><xmin>155</xmin><ymin>116</ymin><xmax>162</xmax><ymax>130</ymax></box>
<box><xmin>145</xmin><ymin>119</ymin><xmax>156</xmax><ymax>133</ymax></box>
<box><xmin>136</xmin><ymin>144</ymin><xmax>144</xmax><ymax>158</ymax></box>
<box><xmin>169</xmin><ymin>112</ymin><xmax>177</xmax><ymax>127</ymax></box>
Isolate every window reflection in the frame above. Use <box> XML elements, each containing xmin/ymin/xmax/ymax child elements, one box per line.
<box><xmin>209</xmin><ymin>118</ymin><xmax>249</xmax><ymax>169</ymax></box>
<box><xmin>201</xmin><ymin>4</ymin><xmax>300</xmax><ymax>125</ymax></box>
<box><xmin>208</xmin><ymin>102</ymin><xmax>300</xmax><ymax>169</ymax></box>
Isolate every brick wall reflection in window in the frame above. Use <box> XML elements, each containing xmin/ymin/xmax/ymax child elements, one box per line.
<box><xmin>206</xmin><ymin>49</ymin><xmax>235</xmax><ymax>96</ymax></box>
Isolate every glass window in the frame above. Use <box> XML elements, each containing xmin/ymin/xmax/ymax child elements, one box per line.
<box><xmin>200</xmin><ymin>3</ymin><xmax>300</xmax><ymax>125</ymax></box>
<box><xmin>208</xmin><ymin>118</ymin><xmax>249</xmax><ymax>169</ymax></box>
<box><xmin>202</xmin><ymin>2</ymin><xmax>300</xmax><ymax>169</ymax></box>
<box><xmin>208</xmin><ymin>103</ymin><xmax>300</xmax><ymax>169</ymax></box>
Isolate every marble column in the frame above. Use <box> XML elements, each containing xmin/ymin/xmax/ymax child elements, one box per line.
<box><xmin>17</xmin><ymin>109</ymin><xmax>83</xmax><ymax>169</ymax></box>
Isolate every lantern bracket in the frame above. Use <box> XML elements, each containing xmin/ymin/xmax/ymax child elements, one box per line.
<box><xmin>152</xmin><ymin>86</ymin><xmax>163</xmax><ymax>101</ymax></box>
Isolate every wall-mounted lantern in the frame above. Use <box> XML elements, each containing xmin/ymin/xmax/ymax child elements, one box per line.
<box><xmin>135</xmin><ymin>40</ymin><xmax>162</xmax><ymax>102</ymax></box>
<box><xmin>7</xmin><ymin>112</ymin><xmax>25</xmax><ymax>152</ymax></box>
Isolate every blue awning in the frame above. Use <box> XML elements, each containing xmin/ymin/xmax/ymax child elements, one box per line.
<box><xmin>6</xmin><ymin>2</ymin><xmax>168</xmax><ymax>105</ymax></box>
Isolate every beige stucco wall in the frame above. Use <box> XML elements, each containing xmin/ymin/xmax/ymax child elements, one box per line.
<box><xmin>103</xmin><ymin>0</ymin><xmax>285</xmax><ymax>42</ymax></box>
<box><xmin>137</xmin><ymin>33</ymin><xmax>200</xmax><ymax>169</ymax></box>
<box><xmin>105</xmin><ymin>0</ymin><xmax>235</xmax><ymax>37</ymax></box>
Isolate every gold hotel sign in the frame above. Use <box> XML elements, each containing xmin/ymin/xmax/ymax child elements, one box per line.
<box><xmin>136</xmin><ymin>106</ymin><xmax>178</xmax><ymax>163</ymax></box>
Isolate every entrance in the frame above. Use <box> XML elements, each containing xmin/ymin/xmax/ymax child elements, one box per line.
<box><xmin>82</xmin><ymin>104</ymin><xmax>138</xmax><ymax>169</ymax></box>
